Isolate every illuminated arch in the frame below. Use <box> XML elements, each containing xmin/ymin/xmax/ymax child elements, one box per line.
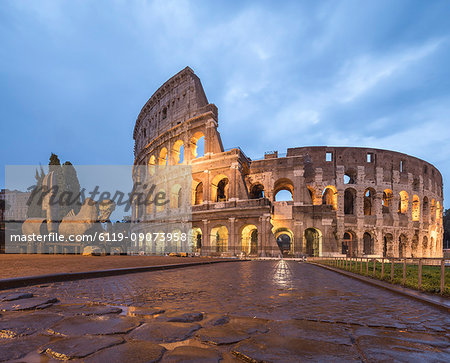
<box><xmin>172</xmin><ymin>139</ymin><xmax>184</xmax><ymax>164</ymax></box>
<box><xmin>412</xmin><ymin>195</ymin><xmax>420</xmax><ymax>221</ymax></box>
<box><xmin>159</xmin><ymin>147</ymin><xmax>168</xmax><ymax>165</ymax></box>
<box><xmin>274</xmin><ymin>178</ymin><xmax>294</xmax><ymax>202</ymax></box>
<box><xmin>211</xmin><ymin>174</ymin><xmax>229</xmax><ymax>202</ymax></box>
<box><xmin>240</xmin><ymin>224</ymin><xmax>258</xmax><ymax>255</ymax></box>
<box><xmin>191</xmin><ymin>131</ymin><xmax>205</xmax><ymax>159</ymax></box>
<box><xmin>322</xmin><ymin>185</ymin><xmax>338</xmax><ymax>210</ymax></box>
<box><xmin>210</xmin><ymin>225</ymin><xmax>228</xmax><ymax>253</ymax></box>
<box><xmin>398</xmin><ymin>191</ymin><xmax>409</xmax><ymax>214</ymax></box>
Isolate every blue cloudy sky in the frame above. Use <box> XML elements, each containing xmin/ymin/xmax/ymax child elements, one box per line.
<box><xmin>1</xmin><ymin>0</ymin><xmax>449</xmax><ymax>207</ymax></box>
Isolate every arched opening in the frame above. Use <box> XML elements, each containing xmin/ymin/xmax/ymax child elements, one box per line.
<box><xmin>170</xmin><ymin>229</ymin><xmax>183</xmax><ymax>252</ymax></box>
<box><xmin>155</xmin><ymin>230</ymin><xmax>165</xmax><ymax>255</ymax></box>
<box><xmin>344</xmin><ymin>188</ymin><xmax>356</xmax><ymax>215</ymax></box>
<box><xmin>241</xmin><ymin>225</ymin><xmax>258</xmax><ymax>255</ymax></box>
<box><xmin>431</xmin><ymin>199</ymin><xmax>436</xmax><ymax>222</ymax></box>
<box><xmin>412</xmin><ymin>195</ymin><xmax>420</xmax><ymax>221</ymax></box>
<box><xmin>398</xmin><ymin>234</ymin><xmax>407</xmax><ymax>258</ymax></box>
<box><xmin>364</xmin><ymin>188</ymin><xmax>376</xmax><ymax>216</ymax></box>
<box><xmin>159</xmin><ymin>147</ymin><xmax>168</xmax><ymax>166</ymax></box>
<box><xmin>411</xmin><ymin>234</ymin><xmax>419</xmax><ymax>257</ymax></box>
<box><xmin>193</xmin><ymin>181</ymin><xmax>203</xmax><ymax>205</ymax></box>
<box><xmin>249</xmin><ymin>184</ymin><xmax>265</xmax><ymax>199</ymax></box>
<box><xmin>384</xmin><ymin>233</ymin><xmax>393</xmax><ymax>257</ymax></box>
<box><xmin>275</xmin><ymin>228</ymin><xmax>293</xmax><ymax>255</ymax></box>
<box><xmin>382</xmin><ymin>189</ymin><xmax>393</xmax><ymax>214</ymax></box>
<box><xmin>363</xmin><ymin>232</ymin><xmax>374</xmax><ymax>255</ymax></box>
<box><xmin>307</xmin><ymin>186</ymin><xmax>317</xmax><ymax>205</ymax></box>
<box><xmin>344</xmin><ymin>169</ymin><xmax>356</xmax><ymax>184</ymax></box>
<box><xmin>342</xmin><ymin>231</ymin><xmax>356</xmax><ymax>257</ymax></box>
<box><xmin>398</xmin><ymin>191</ymin><xmax>409</xmax><ymax>214</ymax></box>
<box><xmin>274</xmin><ymin>178</ymin><xmax>294</xmax><ymax>202</ymax></box>
<box><xmin>322</xmin><ymin>186</ymin><xmax>338</xmax><ymax>210</ymax></box>
<box><xmin>422</xmin><ymin>196</ymin><xmax>429</xmax><ymax>216</ymax></box>
<box><xmin>211</xmin><ymin>175</ymin><xmax>229</xmax><ymax>202</ymax></box>
<box><xmin>148</xmin><ymin>155</ymin><xmax>156</xmax><ymax>176</ymax></box>
<box><xmin>422</xmin><ymin>236</ymin><xmax>428</xmax><ymax>257</ymax></box>
<box><xmin>156</xmin><ymin>189</ymin><xmax>166</xmax><ymax>212</ymax></box>
<box><xmin>172</xmin><ymin>140</ymin><xmax>184</xmax><ymax>164</ymax></box>
<box><xmin>275</xmin><ymin>190</ymin><xmax>293</xmax><ymax>201</ymax></box>
<box><xmin>304</xmin><ymin>228</ymin><xmax>322</xmax><ymax>257</ymax></box>
<box><xmin>170</xmin><ymin>184</ymin><xmax>182</xmax><ymax>209</ymax></box>
<box><xmin>191</xmin><ymin>132</ymin><xmax>205</xmax><ymax>159</ymax></box>
<box><xmin>191</xmin><ymin>227</ymin><xmax>202</xmax><ymax>252</ymax></box>
<box><xmin>210</xmin><ymin>225</ymin><xmax>228</xmax><ymax>253</ymax></box>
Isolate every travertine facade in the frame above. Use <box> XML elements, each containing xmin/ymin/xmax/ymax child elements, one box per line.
<box><xmin>132</xmin><ymin>67</ymin><xmax>444</xmax><ymax>258</ymax></box>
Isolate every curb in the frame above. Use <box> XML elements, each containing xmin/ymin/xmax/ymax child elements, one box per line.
<box><xmin>0</xmin><ymin>259</ymin><xmax>247</xmax><ymax>291</ymax></box>
<box><xmin>308</xmin><ymin>262</ymin><xmax>450</xmax><ymax>313</ymax></box>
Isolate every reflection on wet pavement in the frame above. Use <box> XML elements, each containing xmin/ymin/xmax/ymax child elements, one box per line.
<box><xmin>1</xmin><ymin>260</ymin><xmax>449</xmax><ymax>361</ymax></box>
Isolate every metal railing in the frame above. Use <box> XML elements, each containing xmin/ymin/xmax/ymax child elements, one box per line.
<box><xmin>311</xmin><ymin>257</ymin><xmax>448</xmax><ymax>296</ymax></box>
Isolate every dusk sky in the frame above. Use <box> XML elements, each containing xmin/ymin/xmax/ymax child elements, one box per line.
<box><xmin>1</xmin><ymin>0</ymin><xmax>449</xmax><ymax>207</ymax></box>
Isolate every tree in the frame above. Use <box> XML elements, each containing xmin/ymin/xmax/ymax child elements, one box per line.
<box><xmin>62</xmin><ymin>161</ymin><xmax>82</xmax><ymax>214</ymax></box>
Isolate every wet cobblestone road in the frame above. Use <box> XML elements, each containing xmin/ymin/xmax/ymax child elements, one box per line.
<box><xmin>1</xmin><ymin>260</ymin><xmax>449</xmax><ymax>362</ymax></box>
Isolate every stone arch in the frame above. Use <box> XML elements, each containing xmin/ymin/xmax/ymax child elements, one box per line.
<box><xmin>148</xmin><ymin>155</ymin><xmax>156</xmax><ymax>176</ymax></box>
<box><xmin>364</xmin><ymin>188</ymin><xmax>376</xmax><ymax>216</ymax></box>
<box><xmin>170</xmin><ymin>184</ymin><xmax>182</xmax><ymax>209</ymax></box>
<box><xmin>342</xmin><ymin>231</ymin><xmax>357</xmax><ymax>256</ymax></box>
<box><xmin>411</xmin><ymin>233</ymin><xmax>419</xmax><ymax>257</ymax></box>
<box><xmin>422</xmin><ymin>235</ymin><xmax>428</xmax><ymax>257</ymax></box>
<box><xmin>344</xmin><ymin>188</ymin><xmax>356</xmax><ymax>215</ymax></box>
<box><xmin>211</xmin><ymin>174</ymin><xmax>229</xmax><ymax>202</ymax></box>
<box><xmin>191</xmin><ymin>131</ymin><xmax>205</xmax><ymax>159</ymax></box>
<box><xmin>431</xmin><ymin>199</ymin><xmax>436</xmax><ymax>222</ymax></box>
<box><xmin>422</xmin><ymin>196</ymin><xmax>429</xmax><ymax>216</ymax></box>
<box><xmin>382</xmin><ymin>189</ymin><xmax>393</xmax><ymax>214</ymax></box>
<box><xmin>159</xmin><ymin>147</ymin><xmax>168</xmax><ymax>166</ymax></box>
<box><xmin>322</xmin><ymin>185</ymin><xmax>338</xmax><ymax>210</ymax></box>
<box><xmin>384</xmin><ymin>233</ymin><xmax>393</xmax><ymax>257</ymax></box>
<box><xmin>344</xmin><ymin>169</ymin><xmax>356</xmax><ymax>184</ymax></box>
<box><xmin>307</xmin><ymin>185</ymin><xmax>320</xmax><ymax>205</ymax></box>
<box><xmin>172</xmin><ymin>139</ymin><xmax>184</xmax><ymax>164</ymax></box>
<box><xmin>191</xmin><ymin>227</ymin><xmax>202</xmax><ymax>252</ymax></box>
<box><xmin>398</xmin><ymin>234</ymin><xmax>408</xmax><ymax>258</ymax></box>
<box><xmin>210</xmin><ymin>225</ymin><xmax>228</xmax><ymax>253</ymax></box>
<box><xmin>363</xmin><ymin>232</ymin><xmax>374</xmax><ymax>255</ymax></box>
<box><xmin>240</xmin><ymin>224</ymin><xmax>258</xmax><ymax>255</ymax></box>
<box><xmin>249</xmin><ymin>183</ymin><xmax>265</xmax><ymax>199</ymax></box>
<box><xmin>412</xmin><ymin>195</ymin><xmax>420</xmax><ymax>221</ymax></box>
<box><xmin>192</xmin><ymin>180</ymin><xmax>203</xmax><ymax>205</ymax></box>
<box><xmin>398</xmin><ymin>191</ymin><xmax>409</xmax><ymax>214</ymax></box>
<box><xmin>304</xmin><ymin>228</ymin><xmax>322</xmax><ymax>257</ymax></box>
<box><xmin>274</xmin><ymin>228</ymin><xmax>293</xmax><ymax>255</ymax></box>
<box><xmin>274</xmin><ymin>178</ymin><xmax>294</xmax><ymax>202</ymax></box>
<box><xmin>156</xmin><ymin>189</ymin><xmax>166</xmax><ymax>212</ymax></box>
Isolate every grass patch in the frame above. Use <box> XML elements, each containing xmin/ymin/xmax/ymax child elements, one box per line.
<box><xmin>319</xmin><ymin>259</ymin><xmax>450</xmax><ymax>297</ymax></box>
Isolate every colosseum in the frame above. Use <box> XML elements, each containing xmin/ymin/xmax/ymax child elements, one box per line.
<box><xmin>132</xmin><ymin>67</ymin><xmax>444</xmax><ymax>258</ymax></box>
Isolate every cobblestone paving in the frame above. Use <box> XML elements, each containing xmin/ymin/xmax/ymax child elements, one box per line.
<box><xmin>1</xmin><ymin>260</ymin><xmax>449</xmax><ymax>362</ymax></box>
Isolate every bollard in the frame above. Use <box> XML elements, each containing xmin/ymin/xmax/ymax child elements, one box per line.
<box><xmin>360</xmin><ymin>257</ymin><xmax>363</xmax><ymax>273</ymax></box>
<box><xmin>366</xmin><ymin>258</ymin><xmax>369</xmax><ymax>275</ymax></box>
<box><xmin>373</xmin><ymin>258</ymin><xmax>376</xmax><ymax>276</ymax></box>
<box><xmin>441</xmin><ymin>259</ymin><xmax>445</xmax><ymax>295</ymax></box>
<box><xmin>418</xmin><ymin>259</ymin><xmax>422</xmax><ymax>290</ymax></box>
<box><xmin>402</xmin><ymin>259</ymin><xmax>406</xmax><ymax>286</ymax></box>
<box><xmin>381</xmin><ymin>258</ymin><xmax>384</xmax><ymax>279</ymax></box>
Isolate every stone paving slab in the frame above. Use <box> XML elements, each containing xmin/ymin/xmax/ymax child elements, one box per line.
<box><xmin>0</xmin><ymin>255</ymin><xmax>223</xmax><ymax>279</ymax></box>
<box><xmin>0</xmin><ymin>260</ymin><xmax>448</xmax><ymax>361</ymax></box>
